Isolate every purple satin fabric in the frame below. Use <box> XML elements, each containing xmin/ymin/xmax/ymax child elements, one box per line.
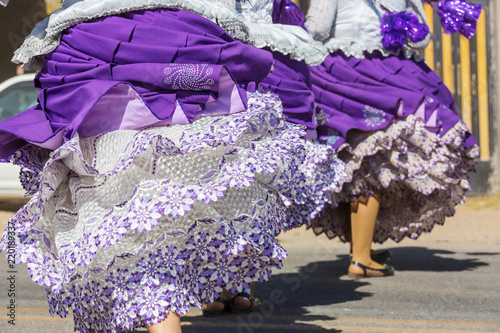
<box><xmin>381</xmin><ymin>11</ymin><xmax>430</xmax><ymax>53</ymax></box>
<box><xmin>259</xmin><ymin>50</ymin><xmax>317</xmax><ymax>139</ymax></box>
<box><xmin>272</xmin><ymin>0</ymin><xmax>307</xmax><ymax>30</ymax></box>
<box><xmin>0</xmin><ymin>8</ymin><xmax>275</xmax><ymax>161</ymax></box>
<box><xmin>310</xmin><ymin>51</ymin><xmax>477</xmax><ymax>149</ymax></box>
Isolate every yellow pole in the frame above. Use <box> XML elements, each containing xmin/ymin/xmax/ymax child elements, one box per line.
<box><xmin>442</xmin><ymin>32</ymin><xmax>454</xmax><ymax>94</ymax></box>
<box><xmin>44</xmin><ymin>0</ymin><xmax>61</xmax><ymax>15</ymax></box>
<box><xmin>476</xmin><ymin>9</ymin><xmax>489</xmax><ymax>160</ymax></box>
<box><xmin>424</xmin><ymin>3</ymin><xmax>434</xmax><ymax>70</ymax></box>
<box><xmin>460</xmin><ymin>36</ymin><xmax>472</xmax><ymax>130</ymax></box>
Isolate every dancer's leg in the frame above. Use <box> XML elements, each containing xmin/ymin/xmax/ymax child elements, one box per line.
<box><xmin>202</xmin><ymin>288</ymin><xmax>229</xmax><ymax>312</ymax></box>
<box><xmin>231</xmin><ymin>282</ymin><xmax>255</xmax><ymax>309</ymax></box>
<box><xmin>147</xmin><ymin>311</ymin><xmax>182</xmax><ymax>333</ymax></box>
<box><xmin>348</xmin><ymin>192</ymin><xmax>386</xmax><ymax>274</ymax></box>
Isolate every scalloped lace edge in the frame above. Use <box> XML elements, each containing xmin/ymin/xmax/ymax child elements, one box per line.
<box><xmin>323</xmin><ymin>39</ymin><xmax>424</xmax><ymax>61</ymax></box>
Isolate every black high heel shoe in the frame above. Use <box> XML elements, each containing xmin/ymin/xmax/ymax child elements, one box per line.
<box><xmin>348</xmin><ymin>261</ymin><xmax>395</xmax><ymax>278</ymax></box>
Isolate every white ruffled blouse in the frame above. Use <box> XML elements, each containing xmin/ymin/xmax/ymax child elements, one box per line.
<box><xmin>235</xmin><ymin>0</ymin><xmax>328</xmax><ymax>65</ymax></box>
<box><xmin>11</xmin><ymin>0</ymin><xmax>327</xmax><ymax>69</ymax></box>
<box><xmin>305</xmin><ymin>0</ymin><xmax>430</xmax><ymax>59</ymax></box>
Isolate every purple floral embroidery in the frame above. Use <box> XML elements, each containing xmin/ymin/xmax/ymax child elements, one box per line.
<box><xmin>221</xmin><ymin>162</ymin><xmax>255</xmax><ymax>187</ymax></box>
<box><xmin>94</xmin><ymin>215</ymin><xmax>128</xmax><ymax>248</ymax></box>
<box><xmin>127</xmin><ymin>198</ymin><xmax>162</xmax><ymax>232</ymax></box>
<box><xmin>216</xmin><ymin>225</ymin><xmax>247</xmax><ymax>255</ymax></box>
<box><xmin>162</xmin><ymin>246</ymin><xmax>185</xmax><ymax>277</ymax></box>
<box><xmin>135</xmin><ymin>253</ymin><xmax>168</xmax><ymax>287</ymax></box>
<box><xmin>112</xmin><ymin>302</ymin><xmax>137</xmax><ymax>331</ymax></box>
<box><xmin>84</xmin><ymin>281</ymin><xmax>106</xmax><ymax>312</ymax></box>
<box><xmin>135</xmin><ymin>286</ymin><xmax>170</xmax><ymax>323</ymax></box>
<box><xmin>208</xmin><ymin>256</ymin><xmax>238</xmax><ymax>284</ymax></box>
<box><xmin>184</xmin><ymin>232</ymin><xmax>217</xmax><ymax>262</ymax></box>
<box><xmin>196</xmin><ymin>183</ymin><xmax>227</xmax><ymax>203</ymax></box>
<box><xmin>72</xmin><ymin>233</ymin><xmax>98</xmax><ymax>266</ymax></box>
<box><xmin>198</xmin><ymin>277</ymin><xmax>224</xmax><ymax>302</ymax></box>
<box><xmin>228</xmin><ymin>269</ymin><xmax>253</xmax><ymax>294</ymax></box>
<box><xmin>106</xmin><ymin>269</ymin><xmax>133</xmax><ymax>302</ymax></box>
<box><xmin>158</xmin><ymin>185</ymin><xmax>196</xmax><ymax>217</ymax></box>
<box><xmin>165</xmin><ymin>287</ymin><xmax>190</xmax><ymax>315</ymax></box>
<box><xmin>0</xmin><ymin>91</ymin><xmax>351</xmax><ymax>333</ymax></box>
<box><xmin>27</xmin><ymin>255</ymin><xmax>60</xmax><ymax>287</ymax></box>
<box><xmin>73</xmin><ymin>313</ymin><xmax>92</xmax><ymax>333</ymax></box>
<box><xmin>47</xmin><ymin>289</ymin><xmax>69</xmax><ymax>318</ymax></box>
<box><xmin>164</xmin><ymin>64</ymin><xmax>216</xmax><ymax>91</ymax></box>
<box><xmin>67</xmin><ymin>285</ymin><xmax>88</xmax><ymax>317</ymax></box>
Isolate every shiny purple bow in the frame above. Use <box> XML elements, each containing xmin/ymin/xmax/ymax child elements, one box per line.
<box><xmin>381</xmin><ymin>11</ymin><xmax>430</xmax><ymax>53</ymax></box>
<box><xmin>426</xmin><ymin>0</ymin><xmax>482</xmax><ymax>39</ymax></box>
<box><xmin>272</xmin><ymin>0</ymin><xmax>307</xmax><ymax>30</ymax></box>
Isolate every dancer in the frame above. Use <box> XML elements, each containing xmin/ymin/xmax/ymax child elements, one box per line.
<box><xmin>305</xmin><ymin>0</ymin><xmax>480</xmax><ymax>277</ymax></box>
<box><xmin>0</xmin><ymin>0</ymin><xmax>345</xmax><ymax>331</ymax></box>
<box><xmin>202</xmin><ymin>0</ymin><xmax>342</xmax><ymax>315</ymax></box>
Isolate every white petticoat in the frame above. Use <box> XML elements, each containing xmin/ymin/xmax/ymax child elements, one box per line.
<box><xmin>311</xmin><ymin>114</ymin><xmax>478</xmax><ymax>243</ymax></box>
<box><xmin>1</xmin><ymin>92</ymin><xmax>345</xmax><ymax>332</ymax></box>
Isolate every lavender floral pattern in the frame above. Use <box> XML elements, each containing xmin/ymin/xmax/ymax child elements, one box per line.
<box><xmin>1</xmin><ymin>91</ymin><xmax>346</xmax><ymax>333</ymax></box>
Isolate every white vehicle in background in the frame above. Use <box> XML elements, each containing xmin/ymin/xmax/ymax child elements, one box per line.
<box><xmin>0</xmin><ymin>74</ymin><xmax>38</xmax><ymax>199</ymax></box>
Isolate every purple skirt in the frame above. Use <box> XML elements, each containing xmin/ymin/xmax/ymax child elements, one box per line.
<box><xmin>309</xmin><ymin>51</ymin><xmax>478</xmax><ymax>243</ymax></box>
<box><xmin>0</xmin><ymin>9</ymin><xmax>346</xmax><ymax>333</ymax></box>
<box><xmin>0</xmin><ymin>8</ymin><xmax>275</xmax><ymax>160</ymax></box>
<box><xmin>260</xmin><ymin>49</ymin><xmax>317</xmax><ymax>139</ymax></box>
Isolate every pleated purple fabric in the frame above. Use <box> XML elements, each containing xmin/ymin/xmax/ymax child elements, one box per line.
<box><xmin>0</xmin><ymin>8</ymin><xmax>274</xmax><ymax>160</ymax></box>
<box><xmin>260</xmin><ymin>49</ymin><xmax>317</xmax><ymax>139</ymax></box>
<box><xmin>311</xmin><ymin>51</ymin><xmax>476</xmax><ymax>150</ymax></box>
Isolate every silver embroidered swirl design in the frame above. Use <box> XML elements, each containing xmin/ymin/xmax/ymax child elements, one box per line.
<box><xmin>163</xmin><ymin>64</ymin><xmax>215</xmax><ymax>91</ymax></box>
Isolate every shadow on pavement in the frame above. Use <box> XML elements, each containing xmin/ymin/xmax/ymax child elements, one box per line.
<box><xmin>466</xmin><ymin>252</ymin><xmax>500</xmax><ymax>256</ymax></box>
<box><xmin>132</xmin><ymin>259</ymin><xmax>372</xmax><ymax>333</ymax></box>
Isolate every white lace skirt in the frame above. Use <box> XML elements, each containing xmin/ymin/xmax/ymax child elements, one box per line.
<box><xmin>1</xmin><ymin>92</ymin><xmax>345</xmax><ymax>332</ymax></box>
<box><xmin>311</xmin><ymin>115</ymin><xmax>478</xmax><ymax>243</ymax></box>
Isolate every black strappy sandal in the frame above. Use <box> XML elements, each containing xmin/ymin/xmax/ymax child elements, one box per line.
<box><xmin>229</xmin><ymin>292</ymin><xmax>261</xmax><ymax>314</ymax></box>
<box><xmin>202</xmin><ymin>296</ymin><xmax>230</xmax><ymax>317</ymax></box>
<box><xmin>349</xmin><ymin>250</ymin><xmax>392</xmax><ymax>264</ymax></box>
<box><xmin>348</xmin><ymin>261</ymin><xmax>395</xmax><ymax>278</ymax></box>
<box><xmin>371</xmin><ymin>250</ymin><xmax>392</xmax><ymax>264</ymax></box>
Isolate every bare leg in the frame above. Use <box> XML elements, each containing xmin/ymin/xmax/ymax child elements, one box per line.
<box><xmin>147</xmin><ymin>311</ymin><xmax>181</xmax><ymax>333</ymax></box>
<box><xmin>231</xmin><ymin>282</ymin><xmax>254</xmax><ymax>309</ymax></box>
<box><xmin>202</xmin><ymin>288</ymin><xmax>229</xmax><ymax>312</ymax></box>
<box><xmin>348</xmin><ymin>193</ymin><xmax>386</xmax><ymax>275</ymax></box>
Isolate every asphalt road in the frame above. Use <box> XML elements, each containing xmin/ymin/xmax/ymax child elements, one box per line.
<box><xmin>0</xmin><ymin>207</ymin><xmax>499</xmax><ymax>333</ymax></box>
